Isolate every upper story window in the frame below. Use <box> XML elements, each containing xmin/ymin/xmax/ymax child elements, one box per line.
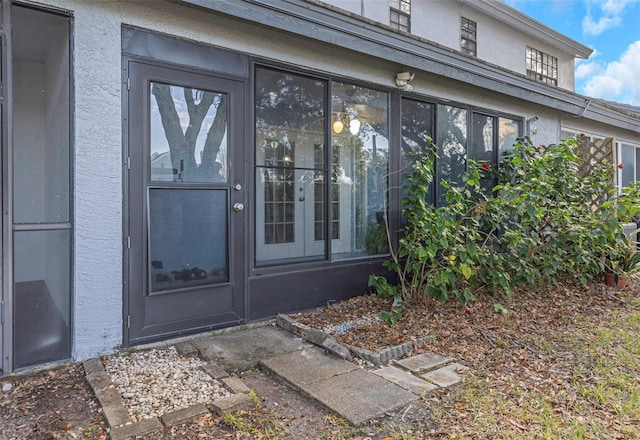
<box><xmin>460</xmin><ymin>17</ymin><xmax>477</xmax><ymax>56</ymax></box>
<box><xmin>526</xmin><ymin>47</ymin><xmax>558</xmax><ymax>86</ymax></box>
<box><xmin>390</xmin><ymin>0</ymin><xmax>411</xmax><ymax>32</ymax></box>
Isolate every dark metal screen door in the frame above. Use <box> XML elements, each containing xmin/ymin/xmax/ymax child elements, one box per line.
<box><xmin>126</xmin><ymin>61</ymin><xmax>245</xmax><ymax>345</ymax></box>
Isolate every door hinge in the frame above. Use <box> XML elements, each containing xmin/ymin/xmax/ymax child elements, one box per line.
<box><xmin>127</xmin><ymin>77</ymin><xmax>131</xmax><ymax>91</ymax></box>
<box><xmin>127</xmin><ymin>236</ymin><xmax>131</xmax><ymax>249</ymax></box>
<box><xmin>127</xmin><ymin>315</ymin><xmax>131</xmax><ymax>328</ymax></box>
<box><xmin>127</xmin><ymin>157</ymin><xmax>131</xmax><ymax>170</ymax></box>
<box><xmin>0</xmin><ymin>300</ymin><xmax>4</xmax><ymax>325</ymax></box>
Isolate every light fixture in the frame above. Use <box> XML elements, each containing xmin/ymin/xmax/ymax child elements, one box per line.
<box><xmin>349</xmin><ymin>118</ymin><xmax>361</xmax><ymax>135</ymax></box>
<box><xmin>395</xmin><ymin>71</ymin><xmax>415</xmax><ymax>91</ymax></box>
<box><xmin>332</xmin><ymin>119</ymin><xmax>344</xmax><ymax>134</ymax></box>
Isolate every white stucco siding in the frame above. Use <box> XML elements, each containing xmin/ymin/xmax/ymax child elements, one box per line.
<box><xmin>24</xmin><ymin>0</ymin><xmax>633</xmax><ymax>361</ymax></box>
<box><xmin>28</xmin><ymin>0</ymin><xmax>406</xmax><ymax>360</ymax></box>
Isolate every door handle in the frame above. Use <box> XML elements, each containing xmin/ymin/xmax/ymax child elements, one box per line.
<box><xmin>233</xmin><ymin>203</ymin><xmax>245</xmax><ymax>212</ymax></box>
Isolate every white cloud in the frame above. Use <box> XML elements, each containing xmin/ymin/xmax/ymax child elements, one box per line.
<box><xmin>600</xmin><ymin>0</ymin><xmax>638</xmax><ymax>15</ymax></box>
<box><xmin>575</xmin><ymin>61</ymin><xmax>602</xmax><ymax>79</ymax></box>
<box><xmin>582</xmin><ymin>40</ymin><xmax>640</xmax><ymax>105</ymax></box>
<box><xmin>581</xmin><ymin>0</ymin><xmax>638</xmax><ymax>36</ymax></box>
<box><xmin>582</xmin><ymin>14</ymin><xmax>621</xmax><ymax>36</ymax></box>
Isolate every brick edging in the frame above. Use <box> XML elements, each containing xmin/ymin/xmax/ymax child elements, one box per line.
<box><xmin>82</xmin><ymin>357</ymin><xmax>253</xmax><ymax>439</ymax></box>
<box><xmin>276</xmin><ymin>313</ymin><xmax>433</xmax><ymax>366</ymax></box>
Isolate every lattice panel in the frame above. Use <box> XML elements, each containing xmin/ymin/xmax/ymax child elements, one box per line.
<box><xmin>578</xmin><ymin>137</ymin><xmax>613</xmax><ymax>178</ymax></box>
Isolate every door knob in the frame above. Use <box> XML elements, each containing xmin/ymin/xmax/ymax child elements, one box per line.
<box><xmin>233</xmin><ymin>203</ymin><xmax>245</xmax><ymax>212</ymax></box>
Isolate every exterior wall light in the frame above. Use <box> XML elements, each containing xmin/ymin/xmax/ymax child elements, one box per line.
<box><xmin>395</xmin><ymin>71</ymin><xmax>415</xmax><ymax>91</ymax></box>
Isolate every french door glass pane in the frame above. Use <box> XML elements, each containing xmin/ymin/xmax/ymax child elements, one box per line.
<box><xmin>331</xmin><ymin>82</ymin><xmax>389</xmax><ymax>259</ymax></box>
<box><xmin>150</xmin><ymin>82</ymin><xmax>227</xmax><ymax>182</ymax></box>
<box><xmin>436</xmin><ymin>105</ymin><xmax>467</xmax><ymax>206</ymax></box>
<box><xmin>13</xmin><ymin>230</ymin><xmax>70</xmax><ymax>368</ymax></box>
<box><xmin>255</xmin><ymin>67</ymin><xmax>327</xmax><ymax>265</ymax></box>
<box><xmin>148</xmin><ymin>189</ymin><xmax>228</xmax><ymax>293</ymax></box>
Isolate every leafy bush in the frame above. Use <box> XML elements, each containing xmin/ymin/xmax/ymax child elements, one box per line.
<box><xmin>371</xmin><ymin>136</ymin><xmax>635</xmax><ymax>306</ymax></box>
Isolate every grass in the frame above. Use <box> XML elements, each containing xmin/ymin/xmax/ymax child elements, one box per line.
<box><xmin>221</xmin><ymin>391</ymin><xmax>287</xmax><ymax>439</ymax></box>
<box><xmin>431</xmin><ymin>308</ymin><xmax>640</xmax><ymax>439</ymax></box>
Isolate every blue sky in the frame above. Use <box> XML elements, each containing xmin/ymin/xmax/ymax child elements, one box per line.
<box><xmin>503</xmin><ymin>0</ymin><xmax>640</xmax><ymax>105</ymax></box>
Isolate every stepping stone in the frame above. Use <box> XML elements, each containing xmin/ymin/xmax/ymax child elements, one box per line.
<box><xmin>373</xmin><ymin>366</ymin><xmax>438</xmax><ymax>395</ymax></box>
<box><xmin>261</xmin><ymin>347</ymin><xmax>355</xmax><ymax>386</ymax></box>
<box><xmin>303</xmin><ymin>368</ymin><xmax>417</xmax><ymax>426</ymax></box>
<box><xmin>394</xmin><ymin>353</ymin><xmax>453</xmax><ymax>373</ymax></box>
<box><xmin>422</xmin><ymin>363</ymin><xmax>470</xmax><ymax>387</ymax></box>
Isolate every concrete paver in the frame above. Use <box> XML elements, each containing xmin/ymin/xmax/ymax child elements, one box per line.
<box><xmin>192</xmin><ymin>326</ymin><xmax>312</xmax><ymax>372</ymax></box>
<box><xmin>422</xmin><ymin>362</ymin><xmax>470</xmax><ymax>387</ymax></box>
<box><xmin>303</xmin><ymin>368</ymin><xmax>418</xmax><ymax>426</ymax></box>
<box><xmin>161</xmin><ymin>403</ymin><xmax>209</xmax><ymax>427</ymax></box>
<box><xmin>394</xmin><ymin>353</ymin><xmax>453</xmax><ymax>373</ymax></box>
<box><xmin>210</xmin><ymin>393</ymin><xmax>255</xmax><ymax>415</ymax></box>
<box><xmin>373</xmin><ymin>365</ymin><xmax>438</xmax><ymax>395</ymax></box>
<box><xmin>261</xmin><ymin>347</ymin><xmax>355</xmax><ymax>386</ymax></box>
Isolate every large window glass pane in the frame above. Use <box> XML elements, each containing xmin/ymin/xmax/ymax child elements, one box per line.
<box><xmin>148</xmin><ymin>189</ymin><xmax>228</xmax><ymax>293</ymax></box>
<box><xmin>331</xmin><ymin>82</ymin><xmax>389</xmax><ymax>259</ymax></box>
<box><xmin>500</xmin><ymin>117</ymin><xmax>521</xmax><ymax>158</ymax></box>
<box><xmin>621</xmin><ymin>144</ymin><xmax>636</xmax><ymax>188</ymax></box>
<box><xmin>401</xmin><ymin>98</ymin><xmax>434</xmax><ymax>204</ymax></box>
<box><xmin>150</xmin><ymin>82</ymin><xmax>227</xmax><ymax>182</ymax></box>
<box><xmin>14</xmin><ymin>230</ymin><xmax>70</xmax><ymax>368</ymax></box>
<box><xmin>470</xmin><ymin>114</ymin><xmax>494</xmax><ymax>163</ymax></box>
<box><xmin>12</xmin><ymin>6</ymin><xmax>70</xmax><ymax>224</ymax></box>
<box><xmin>255</xmin><ymin>68</ymin><xmax>326</xmax><ymax>264</ymax></box>
<box><xmin>436</xmin><ymin>105</ymin><xmax>467</xmax><ymax>206</ymax></box>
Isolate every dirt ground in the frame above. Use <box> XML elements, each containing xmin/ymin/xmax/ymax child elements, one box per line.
<box><xmin>1</xmin><ymin>278</ymin><xmax>638</xmax><ymax>439</ymax></box>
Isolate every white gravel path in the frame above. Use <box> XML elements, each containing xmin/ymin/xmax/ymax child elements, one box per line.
<box><xmin>103</xmin><ymin>346</ymin><xmax>230</xmax><ymax>422</ymax></box>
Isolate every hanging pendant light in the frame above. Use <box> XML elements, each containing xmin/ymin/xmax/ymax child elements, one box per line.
<box><xmin>332</xmin><ymin>119</ymin><xmax>344</xmax><ymax>134</ymax></box>
<box><xmin>349</xmin><ymin>118</ymin><xmax>361</xmax><ymax>135</ymax></box>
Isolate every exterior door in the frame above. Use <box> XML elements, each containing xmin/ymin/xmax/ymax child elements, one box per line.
<box><xmin>127</xmin><ymin>61</ymin><xmax>245</xmax><ymax>345</ymax></box>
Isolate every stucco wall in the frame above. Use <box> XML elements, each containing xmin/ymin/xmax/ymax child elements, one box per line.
<box><xmin>27</xmin><ymin>0</ymin><xmax>638</xmax><ymax>360</ymax></box>
<box><xmin>322</xmin><ymin>0</ymin><xmax>576</xmax><ymax>91</ymax></box>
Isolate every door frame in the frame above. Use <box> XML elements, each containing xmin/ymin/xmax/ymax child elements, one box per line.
<box><xmin>124</xmin><ymin>58</ymin><xmax>248</xmax><ymax>346</ymax></box>
<box><xmin>122</xmin><ymin>27</ymin><xmax>250</xmax><ymax>348</ymax></box>
<box><xmin>1</xmin><ymin>4</ymin><xmax>9</xmax><ymax>374</ymax></box>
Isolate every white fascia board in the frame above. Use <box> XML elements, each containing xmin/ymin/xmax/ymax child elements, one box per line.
<box><xmin>467</xmin><ymin>0</ymin><xmax>593</xmax><ymax>59</ymax></box>
<box><xmin>180</xmin><ymin>0</ymin><xmax>637</xmax><ymax>133</ymax></box>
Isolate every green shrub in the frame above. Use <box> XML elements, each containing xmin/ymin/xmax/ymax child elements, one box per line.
<box><xmin>372</xmin><ymin>136</ymin><xmax>635</xmax><ymax>306</ymax></box>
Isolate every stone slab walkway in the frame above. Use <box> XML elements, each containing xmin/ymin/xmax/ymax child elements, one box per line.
<box><xmin>86</xmin><ymin>325</ymin><xmax>471</xmax><ymax>436</ymax></box>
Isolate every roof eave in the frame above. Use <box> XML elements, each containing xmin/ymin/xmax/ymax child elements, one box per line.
<box><xmin>179</xmin><ymin>0</ymin><xmax>637</xmax><ymax>133</ymax></box>
<box><xmin>465</xmin><ymin>0</ymin><xmax>593</xmax><ymax>59</ymax></box>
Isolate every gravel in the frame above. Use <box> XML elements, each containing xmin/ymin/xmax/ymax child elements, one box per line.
<box><xmin>319</xmin><ymin>312</ymin><xmax>380</xmax><ymax>335</ymax></box>
<box><xmin>103</xmin><ymin>346</ymin><xmax>230</xmax><ymax>422</ymax></box>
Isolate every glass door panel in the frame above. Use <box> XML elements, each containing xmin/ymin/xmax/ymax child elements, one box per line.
<box><xmin>148</xmin><ymin>189</ymin><xmax>228</xmax><ymax>293</ymax></box>
<box><xmin>150</xmin><ymin>83</ymin><xmax>227</xmax><ymax>183</ymax></box>
<box><xmin>11</xmin><ymin>5</ymin><xmax>71</xmax><ymax>369</ymax></box>
<box><xmin>13</xmin><ymin>230</ymin><xmax>70</xmax><ymax>368</ymax></box>
<box><xmin>127</xmin><ymin>61</ymin><xmax>245</xmax><ymax>345</ymax></box>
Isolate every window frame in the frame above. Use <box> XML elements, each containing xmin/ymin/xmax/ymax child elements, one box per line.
<box><xmin>460</xmin><ymin>17</ymin><xmax>477</xmax><ymax>57</ymax></box>
<box><xmin>617</xmin><ymin>140</ymin><xmax>640</xmax><ymax>190</ymax></box>
<box><xmin>250</xmin><ymin>61</ymin><xmax>523</xmax><ymax>271</ymax></box>
<box><xmin>390</xmin><ymin>0</ymin><xmax>411</xmax><ymax>33</ymax></box>
<box><xmin>526</xmin><ymin>46</ymin><xmax>558</xmax><ymax>86</ymax></box>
